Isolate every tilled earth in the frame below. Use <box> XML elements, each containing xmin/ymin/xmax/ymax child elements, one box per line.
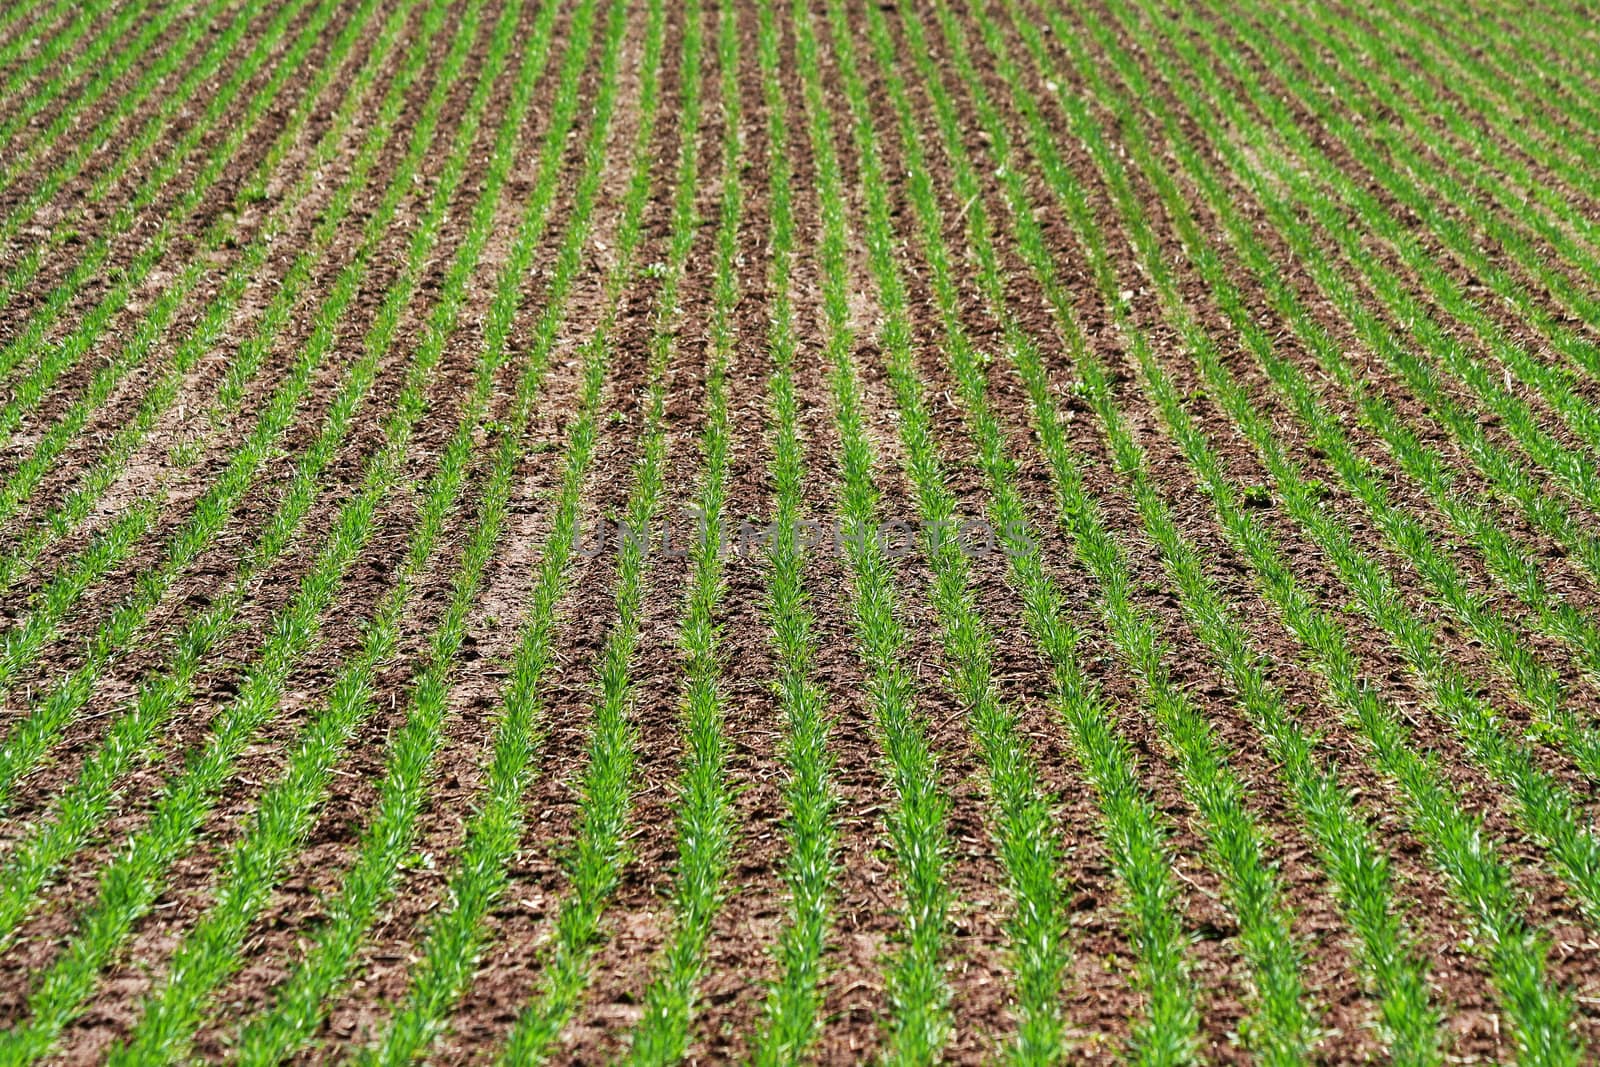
<box><xmin>2</xmin><ymin>0</ymin><xmax>1600</xmax><ymax>1062</ymax></box>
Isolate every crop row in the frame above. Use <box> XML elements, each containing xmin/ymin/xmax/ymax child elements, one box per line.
<box><xmin>0</xmin><ymin>0</ymin><xmax>399</xmax><ymax>591</ymax></box>
<box><xmin>1</xmin><ymin>0</ymin><xmax>1598</xmax><ymax>1060</ymax></box>
<box><xmin>0</xmin><ymin>0</ymin><xmax>518</xmax><ymax>1054</ymax></box>
<box><xmin>830</xmin><ymin>0</ymin><xmax>1600</xmax><ymax>1058</ymax></box>
<box><xmin>0</xmin><ymin>0</ymin><xmax>462</xmax><ymax>823</ymax></box>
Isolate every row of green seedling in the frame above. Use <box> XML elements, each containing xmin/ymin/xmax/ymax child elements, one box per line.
<box><xmin>1052</xmin><ymin>2</ymin><xmax>1589</xmax><ymax>1059</ymax></box>
<box><xmin>1459</xmin><ymin>0</ymin><xmax>1600</xmax><ymax>94</ymax></box>
<box><xmin>0</xmin><ymin>0</ymin><xmax>538</xmax><ymax>1059</ymax></box>
<box><xmin>333</xmin><ymin>0</ymin><xmax>655</xmax><ymax>1048</ymax></box>
<box><xmin>0</xmin><ymin>0</ymin><xmax>270</xmax><ymax>345</ymax></box>
<box><xmin>864</xmin><ymin>8</ymin><xmax>1205</xmax><ymax>1063</ymax></box>
<box><xmin>0</xmin><ymin>0</ymin><xmax>151</xmax><ymax>158</ymax></box>
<box><xmin>93</xmin><ymin>1</ymin><xmax>588</xmax><ymax>1060</ymax></box>
<box><xmin>0</xmin><ymin>0</ymin><xmax>124</xmax><ymax>124</ymax></box>
<box><xmin>0</xmin><ymin>0</ymin><xmax>296</xmax><ymax>318</ymax></box>
<box><xmin>0</xmin><ymin>0</ymin><xmax>325</xmax><ymax>502</ymax></box>
<box><xmin>1127</xmin><ymin>0</ymin><xmax>1600</xmax><ymax>912</ymax></box>
<box><xmin>0</xmin><ymin>0</ymin><xmax>397</xmax><ymax>575</ymax></box>
<box><xmin>1092</xmin><ymin>0</ymin><xmax>1600</xmax><ymax>777</ymax></box>
<box><xmin>0</xmin><ymin>0</ymin><xmax>398</xmax><ymax>596</ymax></box>
<box><xmin>1113</xmin><ymin>0</ymin><xmax>1600</xmax><ymax>889</ymax></box>
<box><xmin>221</xmin><ymin>0</ymin><xmax>642</xmax><ymax>1059</ymax></box>
<box><xmin>1330</xmin><ymin>0</ymin><xmax>1600</xmax><ymax>299</ymax></box>
<box><xmin>1041</xmin><ymin>0</ymin><xmax>1600</xmax><ymax>649</ymax></box>
<box><xmin>0</xmin><ymin>0</ymin><xmax>86</xmax><ymax>72</ymax></box>
<box><xmin>616</xmin><ymin>1</ymin><xmax>744</xmax><ymax>1060</ymax></box>
<box><xmin>1030</xmin><ymin>2</ymin><xmax>1593</xmax><ymax>684</ymax></box>
<box><xmin>747</xmin><ymin>3</ymin><xmax>842</xmax><ymax>1059</ymax></box>
<box><xmin>1380</xmin><ymin>0</ymin><xmax>1600</xmax><ymax>178</ymax></box>
<box><xmin>1122</xmin><ymin>0</ymin><xmax>1600</xmax><ymax>733</ymax></box>
<box><xmin>444</xmin><ymin>4</ymin><xmax>683</xmax><ymax>1062</ymax></box>
<box><xmin>921</xmin><ymin>1</ymin><xmax>1320</xmax><ymax>1061</ymax></box>
<box><xmin>1132</xmin><ymin>0</ymin><xmax>1600</xmax><ymax>902</ymax></box>
<box><xmin>0</xmin><ymin>0</ymin><xmax>526</xmax><ymax>951</ymax></box>
<box><xmin>0</xmin><ymin>0</ymin><xmax>427</xmax><ymax>950</ymax></box>
<box><xmin>897</xmin><ymin>7</ymin><xmax>1214</xmax><ymax>1061</ymax></box>
<box><xmin>1208</xmin><ymin>1</ymin><xmax>1600</xmax><ymax>440</ymax></box>
<box><xmin>1005</xmin><ymin>0</ymin><xmax>1556</xmax><ymax>1057</ymax></box>
<box><xmin>963</xmin><ymin>0</ymin><xmax>1497</xmax><ymax>1059</ymax></box>
<box><xmin>1271</xmin><ymin>0</ymin><xmax>1600</xmax><ymax>361</ymax></box>
<box><xmin>795</xmin><ymin>0</ymin><xmax>976</xmax><ymax>1057</ymax></box>
<box><xmin>1023</xmin><ymin>21</ymin><xmax>1449</xmax><ymax>1051</ymax></box>
<box><xmin>1193</xmin><ymin>3</ymin><xmax>1600</xmax><ymax>601</ymax></box>
<box><xmin>186</xmin><ymin>0</ymin><xmax>621</xmax><ymax>1057</ymax></box>
<box><xmin>1196</xmin><ymin>0</ymin><xmax>1600</xmax><ymax>764</ymax></box>
<box><xmin>0</xmin><ymin>0</ymin><xmax>454</xmax><ymax>817</ymax></box>
<box><xmin>817</xmin><ymin>0</ymin><xmax>1084</xmax><ymax>1060</ymax></box>
<box><xmin>1170</xmin><ymin>3</ymin><xmax>1600</xmax><ymax>521</ymax></box>
<box><xmin>0</xmin><ymin>0</ymin><xmax>342</xmax><ymax>413</ymax></box>
<box><xmin>1299</xmin><ymin>0</ymin><xmax>1600</xmax><ymax>296</ymax></box>
<box><xmin>902</xmin><ymin>0</ymin><xmax>1432</xmax><ymax>1052</ymax></box>
<box><xmin>0</xmin><ymin>0</ymin><xmax>438</xmax><ymax>795</ymax></box>
<box><xmin>489</xmin><ymin>12</ymin><xmax>697</xmax><ymax>1062</ymax></box>
<box><xmin>0</xmin><ymin>0</ymin><xmax>485</xmax><ymax>956</ymax></box>
<box><xmin>0</xmin><ymin>0</ymin><xmax>205</xmax><ymax>181</ymax></box>
<box><xmin>0</xmin><ymin>0</ymin><xmax>395</xmax><ymax>593</ymax></box>
<box><xmin>0</xmin><ymin>0</ymin><xmax>278</xmax><ymax>230</ymax></box>
<box><xmin>1194</xmin><ymin>0</ymin><xmax>1600</xmax><ymax>594</ymax></box>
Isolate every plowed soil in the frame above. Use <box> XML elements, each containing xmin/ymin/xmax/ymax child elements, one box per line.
<box><xmin>2</xmin><ymin>0</ymin><xmax>1599</xmax><ymax>1062</ymax></box>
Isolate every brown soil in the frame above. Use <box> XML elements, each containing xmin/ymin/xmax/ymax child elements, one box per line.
<box><xmin>0</xmin><ymin>0</ymin><xmax>461</xmax><ymax>768</ymax></box>
<box><xmin>313</xmin><ymin>4</ymin><xmax>692</xmax><ymax>1053</ymax></box>
<box><xmin>1208</xmin><ymin>4</ymin><xmax>1600</xmax><ymax>447</ymax></box>
<box><xmin>1061</xmin><ymin>0</ymin><xmax>1600</xmax><ymax>1054</ymax></box>
<box><xmin>0</xmin><ymin>0</ymin><xmax>350</xmax><ymax>347</ymax></box>
<box><xmin>2</xmin><ymin>0</ymin><xmax>1597</xmax><ymax>1059</ymax></box>
<box><xmin>0</xmin><ymin>0</ymin><xmax>497</xmax><ymax>1031</ymax></box>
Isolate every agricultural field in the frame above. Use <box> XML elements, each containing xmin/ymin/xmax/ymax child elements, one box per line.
<box><xmin>0</xmin><ymin>0</ymin><xmax>1599</xmax><ymax>1061</ymax></box>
